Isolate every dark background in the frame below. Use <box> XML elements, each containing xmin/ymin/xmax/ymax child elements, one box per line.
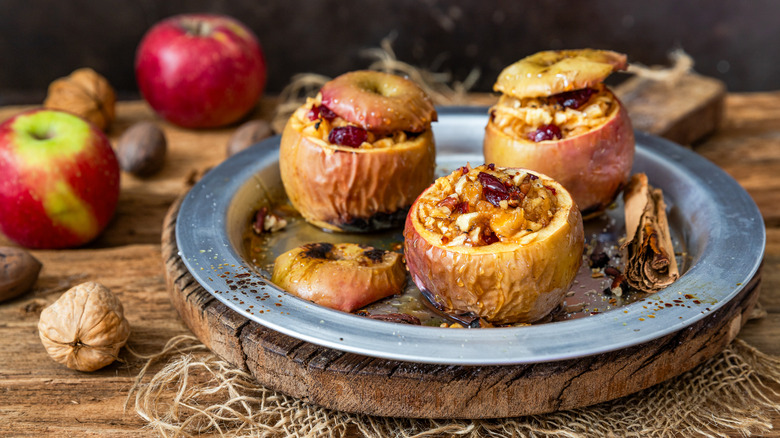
<box><xmin>1</xmin><ymin>0</ymin><xmax>777</xmax><ymax>105</ymax></box>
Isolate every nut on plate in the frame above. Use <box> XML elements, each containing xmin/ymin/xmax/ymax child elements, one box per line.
<box><xmin>0</xmin><ymin>246</ymin><xmax>42</xmax><ymax>302</ymax></box>
<box><xmin>38</xmin><ymin>281</ymin><xmax>130</xmax><ymax>372</ymax></box>
<box><xmin>116</xmin><ymin>121</ymin><xmax>167</xmax><ymax>176</ymax></box>
<box><xmin>43</xmin><ymin>68</ymin><xmax>116</xmax><ymax>132</ymax></box>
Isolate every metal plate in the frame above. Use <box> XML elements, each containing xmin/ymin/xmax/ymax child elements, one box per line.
<box><xmin>176</xmin><ymin>106</ymin><xmax>765</xmax><ymax>365</ymax></box>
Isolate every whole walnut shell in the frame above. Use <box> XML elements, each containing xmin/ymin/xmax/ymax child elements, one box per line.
<box><xmin>38</xmin><ymin>281</ymin><xmax>130</xmax><ymax>372</ymax></box>
<box><xmin>44</xmin><ymin>68</ymin><xmax>116</xmax><ymax>132</ymax></box>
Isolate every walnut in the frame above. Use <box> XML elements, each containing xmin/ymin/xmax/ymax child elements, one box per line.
<box><xmin>0</xmin><ymin>246</ymin><xmax>42</xmax><ymax>302</ymax></box>
<box><xmin>43</xmin><ymin>68</ymin><xmax>116</xmax><ymax>132</ymax></box>
<box><xmin>116</xmin><ymin>121</ymin><xmax>167</xmax><ymax>176</ymax></box>
<box><xmin>38</xmin><ymin>282</ymin><xmax>130</xmax><ymax>372</ymax></box>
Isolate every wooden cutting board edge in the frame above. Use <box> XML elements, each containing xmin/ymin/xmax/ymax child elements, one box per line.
<box><xmin>162</xmin><ymin>194</ymin><xmax>761</xmax><ymax>419</ymax></box>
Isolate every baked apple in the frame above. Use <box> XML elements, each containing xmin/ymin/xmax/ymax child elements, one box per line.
<box><xmin>483</xmin><ymin>49</ymin><xmax>635</xmax><ymax>216</ymax></box>
<box><xmin>279</xmin><ymin>70</ymin><xmax>437</xmax><ymax>232</ymax></box>
<box><xmin>272</xmin><ymin>242</ymin><xmax>406</xmax><ymax>313</ymax></box>
<box><xmin>403</xmin><ymin>164</ymin><xmax>584</xmax><ymax>324</ymax></box>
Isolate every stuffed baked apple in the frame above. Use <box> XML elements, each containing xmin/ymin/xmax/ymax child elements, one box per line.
<box><xmin>403</xmin><ymin>164</ymin><xmax>584</xmax><ymax>324</ymax></box>
<box><xmin>272</xmin><ymin>242</ymin><xmax>406</xmax><ymax>312</ymax></box>
<box><xmin>483</xmin><ymin>49</ymin><xmax>635</xmax><ymax>216</ymax></box>
<box><xmin>279</xmin><ymin>70</ymin><xmax>437</xmax><ymax>232</ymax></box>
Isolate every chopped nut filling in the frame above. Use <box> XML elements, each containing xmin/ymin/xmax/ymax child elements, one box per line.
<box><xmin>291</xmin><ymin>95</ymin><xmax>413</xmax><ymax>149</ymax></box>
<box><xmin>490</xmin><ymin>85</ymin><xmax>618</xmax><ymax>141</ymax></box>
<box><xmin>416</xmin><ymin>164</ymin><xmax>559</xmax><ymax>247</ymax></box>
<box><xmin>252</xmin><ymin>207</ymin><xmax>288</xmax><ymax>234</ymax></box>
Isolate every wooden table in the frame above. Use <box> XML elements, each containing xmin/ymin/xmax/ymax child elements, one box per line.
<box><xmin>1</xmin><ymin>94</ymin><xmax>778</xmax><ymax>436</ymax></box>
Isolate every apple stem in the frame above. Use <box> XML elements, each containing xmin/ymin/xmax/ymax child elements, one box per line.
<box><xmin>181</xmin><ymin>19</ymin><xmax>212</xmax><ymax>37</ymax></box>
<box><xmin>31</xmin><ymin>128</ymin><xmax>53</xmax><ymax>141</ymax></box>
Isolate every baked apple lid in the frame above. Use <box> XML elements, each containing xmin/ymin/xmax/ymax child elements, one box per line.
<box><xmin>320</xmin><ymin>70</ymin><xmax>437</xmax><ymax>135</ymax></box>
<box><xmin>494</xmin><ymin>49</ymin><xmax>628</xmax><ymax>99</ymax></box>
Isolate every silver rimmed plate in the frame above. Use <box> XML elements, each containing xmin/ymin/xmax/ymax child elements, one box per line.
<box><xmin>176</xmin><ymin>106</ymin><xmax>764</xmax><ymax>365</ymax></box>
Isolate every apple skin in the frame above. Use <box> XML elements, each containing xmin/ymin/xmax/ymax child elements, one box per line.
<box><xmin>0</xmin><ymin>109</ymin><xmax>120</xmax><ymax>249</ymax></box>
<box><xmin>403</xmin><ymin>169</ymin><xmax>584</xmax><ymax>324</ymax></box>
<box><xmin>483</xmin><ymin>92</ymin><xmax>635</xmax><ymax>216</ymax></box>
<box><xmin>135</xmin><ymin>14</ymin><xmax>266</xmax><ymax>129</ymax></box>
<box><xmin>279</xmin><ymin>118</ymin><xmax>436</xmax><ymax>232</ymax></box>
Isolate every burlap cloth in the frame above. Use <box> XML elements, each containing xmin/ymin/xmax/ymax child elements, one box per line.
<box><xmin>127</xmin><ymin>46</ymin><xmax>779</xmax><ymax>437</ymax></box>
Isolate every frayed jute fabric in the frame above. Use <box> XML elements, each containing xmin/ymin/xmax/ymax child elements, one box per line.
<box><xmin>125</xmin><ymin>335</ymin><xmax>780</xmax><ymax>437</ymax></box>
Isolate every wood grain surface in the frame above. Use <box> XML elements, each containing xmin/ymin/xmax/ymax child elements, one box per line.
<box><xmin>1</xmin><ymin>90</ymin><xmax>779</xmax><ymax>433</ymax></box>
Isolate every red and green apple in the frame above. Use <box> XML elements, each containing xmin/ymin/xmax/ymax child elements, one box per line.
<box><xmin>0</xmin><ymin>109</ymin><xmax>120</xmax><ymax>249</ymax></box>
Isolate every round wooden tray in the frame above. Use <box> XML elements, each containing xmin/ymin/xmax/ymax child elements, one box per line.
<box><xmin>162</xmin><ymin>195</ymin><xmax>762</xmax><ymax>419</ymax></box>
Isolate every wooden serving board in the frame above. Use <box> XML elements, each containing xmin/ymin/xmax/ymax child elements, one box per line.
<box><xmin>162</xmin><ymin>195</ymin><xmax>762</xmax><ymax>419</ymax></box>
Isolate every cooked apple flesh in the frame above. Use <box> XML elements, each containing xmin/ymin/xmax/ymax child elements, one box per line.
<box><xmin>489</xmin><ymin>85</ymin><xmax>619</xmax><ymax>142</ymax></box>
<box><xmin>290</xmin><ymin>95</ymin><xmax>421</xmax><ymax>150</ymax></box>
<box><xmin>415</xmin><ymin>164</ymin><xmax>560</xmax><ymax>247</ymax></box>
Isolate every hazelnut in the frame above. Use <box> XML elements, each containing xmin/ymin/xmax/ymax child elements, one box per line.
<box><xmin>0</xmin><ymin>246</ymin><xmax>42</xmax><ymax>302</ymax></box>
<box><xmin>38</xmin><ymin>281</ymin><xmax>130</xmax><ymax>372</ymax></box>
<box><xmin>116</xmin><ymin>122</ymin><xmax>167</xmax><ymax>176</ymax></box>
<box><xmin>43</xmin><ymin>68</ymin><xmax>116</xmax><ymax>132</ymax></box>
<box><xmin>226</xmin><ymin>119</ymin><xmax>274</xmax><ymax>157</ymax></box>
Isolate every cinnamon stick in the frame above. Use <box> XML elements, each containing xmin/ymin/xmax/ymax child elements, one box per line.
<box><xmin>621</xmin><ymin>173</ymin><xmax>679</xmax><ymax>292</ymax></box>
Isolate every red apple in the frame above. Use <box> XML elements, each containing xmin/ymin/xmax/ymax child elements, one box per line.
<box><xmin>0</xmin><ymin>109</ymin><xmax>120</xmax><ymax>249</ymax></box>
<box><xmin>135</xmin><ymin>14</ymin><xmax>266</xmax><ymax>129</ymax></box>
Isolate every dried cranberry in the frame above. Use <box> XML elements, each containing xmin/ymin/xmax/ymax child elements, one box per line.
<box><xmin>455</xmin><ymin>201</ymin><xmax>470</xmax><ymax>214</ymax></box>
<box><xmin>544</xmin><ymin>185</ymin><xmax>557</xmax><ymax>195</ymax></box>
<box><xmin>589</xmin><ymin>252</ymin><xmax>610</xmax><ymax>269</ymax></box>
<box><xmin>307</xmin><ymin>104</ymin><xmax>338</xmax><ymax>121</ymax></box>
<box><xmin>551</xmin><ymin>87</ymin><xmax>596</xmax><ymax>109</ymax></box>
<box><xmin>459</xmin><ymin>166</ymin><xmax>469</xmax><ymax>175</ymax></box>
<box><xmin>329</xmin><ymin>126</ymin><xmax>368</xmax><ymax>147</ymax></box>
<box><xmin>487</xmin><ymin>163</ymin><xmax>496</xmax><ymax>170</ymax></box>
<box><xmin>528</xmin><ymin>124</ymin><xmax>563</xmax><ymax>142</ymax></box>
<box><xmin>478</xmin><ymin>172</ymin><xmax>510</xmax><ymax>206</ymax></box>
<box><xmin>481</xmin><ymin>228</ymin><xmax>499</xmax><ymax>245</ymax></box>
<box><xmin>319</xmin><ymin>105</ymin><xmax>338</xmax><ymax>121</ymax></box>
<box><xmin>478</xmin><ymin>172</ymin><xmax>506</xmax><ymax>193</ymax></box>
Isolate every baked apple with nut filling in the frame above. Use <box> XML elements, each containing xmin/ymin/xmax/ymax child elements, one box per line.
<box><xmin>272</xmin><ymin>242</ymin><xmax>406</xmax><ymax>312</ymax></box>
<box><xmin>279</xmin><ymin>70</ymin><xmax>437</xmax><ymax>232</ymax></box>
<box><xmin>483</xmin><ymin>49</ymin><xmax>634</xmax><ymax>216</ymax></box>
<box><xmin>403</xmin><ymin>164</ymin><xmax>584</xmax><ymax>324</ymax></box>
